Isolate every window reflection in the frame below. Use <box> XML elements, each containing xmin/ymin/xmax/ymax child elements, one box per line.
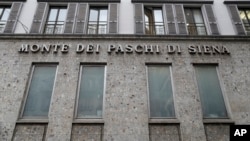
<box><xmin>144</xmin><ymin>7</ymin><xmax>165</xmax><ymax>35</ymax></box>
<box><xmin>239</xmin><ymin>9</ymin><xmax>250</xmax><ymax>35</ymax></box>
<box><xmin>44</xmin><ymin>7</ymin><xmax>67</xmax><ymax>34</ymax></box>
<box><xmin>88</xmin><ymin>7</ymin><xmax>108</xmax><ymax>34</ymax></box>
<box><xmin>0</xmin><ymin>6</ymin><xmax>11</xmax><ymax>33</ymax></box>
<box><xmin>185</xmin><ymin>8</ymin><xmax>207</xmax><ymax>35</ymax></box>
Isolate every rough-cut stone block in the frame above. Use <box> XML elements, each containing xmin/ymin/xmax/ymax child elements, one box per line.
<box><xmin>71</xmin><ymin>124</ymin><xmax>103</xmax><ymax>141</ymax></box>
<box><xmin>204</xmin><ymin>124</ymin><xmax>230</xmax><ymax>141</ymax></box>
<box><xmin>149</xmin><ymin>124</ymin><xmax>180</xmax><ymax>141</ymax></box>
<box><xmin>12</xmin><ymin>124</ymin><xmax>47</xmax><ymax>141</ymax></box>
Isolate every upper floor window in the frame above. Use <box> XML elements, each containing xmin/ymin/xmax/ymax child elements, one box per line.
<box><xmin>144</xmin><ymin>7</ymin><xmax>164</xmax><ymax>35</ymax></box>
<box><xmin>239</xmin><ymin>9</ymin><xmax>250</xmax><ymax>35</ymax></box>
<box><xmin>147</xmin><ymin>65</ymin><xmax>175</xmax><ymax>118</ymax></box>
<box><xmin>87</xmin><ymin>7</ymin><xmax>108</xmax><ymax>34</ymax></box>
<box><xmin>0</xmin><ymin>6</ymin><xmax>11</xmax><ymax>33</ymax></box>
<box><xmin>184</xmin><ymin>8</ymin><xmax>207</xmax><ymax>35</ymax></box>
<box><xmin>44</xmin><ymin>6</ymin><xmax>67</xmax><ymax>34</ymax></box>
<box><xmin>20</xmin><ymin>64</ymin><xmax>57</xmax><ymax>119</ymax></box>
<box><xmin>194</xmin><ymin>65</ymin><xmax>228</xmax><ymax>118</ymax></box>
<box><xmin>76</xmin><ymin>65</ymin><xmax>105</xmax><ymax>118</ymax></box>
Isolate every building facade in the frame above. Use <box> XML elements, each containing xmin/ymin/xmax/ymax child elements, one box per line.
<box><xmin>0</xmin><ymin>0</ymin><xmax>250</xmax><ymax>141</ymax></box>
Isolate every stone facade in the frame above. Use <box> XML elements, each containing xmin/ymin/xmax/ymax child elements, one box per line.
<box><xmin>0</xmin><ymin>35</ymin><xmax>250</xmax><ymax>141</ymax></box>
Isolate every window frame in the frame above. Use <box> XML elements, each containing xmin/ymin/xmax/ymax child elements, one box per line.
<box><xmin>184</xmin><ymin>7</ymin><xmax>207</xmax><ymax>35</ymax></box>
<box><xmin>43</xmin><ymin>6</ymin><xmax>67</xmax><ymax>34</ymax></box>
<box><xmin>0</xmin><ymin>5</ymin><xmax>11</xmax><ymax>33</ymax></box>
<box><xmin>74</xmin><ymin>64</ymin><xmax>106</xmax><ymax>120</ymax></box>
<box><xmin>19</xmin><ymin>63</ymin><xmax>58</xmax><ymax>120</ymax></box>
<box><xmin>193</xmin><ymin>64</ymin><xmax>230</xmax><ymax>119</ymax></box>
<box><xmin>144</xmin><ymin>6</ymin><xmax>165</xmax><ymax>35</ymax></box>
<box><xmin>87</xmin><ymin>6</ymin><xmax>108</xmax><ymax>34</ymax></box>
<box><xmin>238</xmin><ymin>8</ymin><xmax>250</xmax><ymax>35</ymax></box>
<box><xmin>146</xmin><ymin>64</ymin><xmax>176</xmax><ymax>119</ymax></box>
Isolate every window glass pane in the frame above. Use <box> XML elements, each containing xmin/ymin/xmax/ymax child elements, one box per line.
<box><xmin>1</xmin><ymin>8</ymin><xmax>10</xmax><ymax>21</ymax></box>
<box><xmin>195</xmin><ymin>66</ymin><xmax>228</xmax><ymax>118</ymax></box>
<box><xmin>77</xmin><ymin>66</ymin><xmax>105</xmax><ymax>118</ymax></box>
<box><xmin>57</xmin><ymin>8</ymin><xmax>67</xmax><ymax>22</ymax></box>
<box><xmin>99</xmin><ymin>9</ymin><xmax>107</xmax><ymax>22</ymax></box>
<box><xmin>23</xmin><ymin>65</ymin><xmax>57</xmax><ymax>118</ymax></box>
<box><xmin>0</xmin><ymin>8</ymin><xmax>3</xmax><ymax>16</ymax></box>
<box><xmin>89</xmin><ymin>9</ymin><xmax>98</xmax><ymax>21</ymax></box>
<box><xmin>153</xmin><ymin>10</ymin><xmax>163</xmax><ymax>22</ymax></box>
<box><xmin>48</xmin><ymin>9</ymin><xmax>58</xmax><ymax>22</ymax></box>
<box><xmin>148</xmin><ymin>66</ymin><xmax>175</xmax><ymax>118</ymax></box>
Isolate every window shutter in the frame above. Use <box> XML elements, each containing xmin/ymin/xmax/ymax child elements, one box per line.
<box><xmin>108</xmin><ymin>3</ymin><xmax>118</xmax><ymax>34</ymax></box>
<box><xmin>30</xmin><ymin>3</ymin><xmax>47</xmax><ymax>33</ymax></box>
<box><xmin>203</xmin><ymin>5</ymin><xmax>219</xmax><ymax>35</ymax></box>
<box><xmin>3</xmin><ymin>2</ymin><xmax>22</xmax><ymax>33</ymax></box>
<box><xmin>164</xmin><ymin>4</ymin><xmax>177</xmax><ymax>35</ymax></box>
<box><xmin>174</xmin><ymin>4</ymin><xmax>187</xmax><ymax>35</ymax></box>
<box><xmin>228</xmin><ymin>5</ymin><xmax>245</xmax><ymax>35</ymax></box>
<box><xmin>75</xmin><ymin>3</ymin><xmax>88</xmax><ymax>34</ymax></box>
<box><xmin>64</xmin><ymin>3</ymin><xmax>77</xmax><ymax>34</ymax></box>
<box><xmin>134</xmin><ymin>3</ymin><xmax>144</xmax><ymax>34</ymax></box>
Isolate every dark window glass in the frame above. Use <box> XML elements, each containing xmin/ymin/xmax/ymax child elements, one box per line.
<box><xmin>44</xmin><ymin>7</ymin><xmax>67</xmax><ymax>34</ymax></box>
<box><xmin>239</xmin><ymin>9</ymin><xmax>250</xmax><ymax>35</ymax></box>
<box><xmin>144</xmin><ymin>7</ymin><xmax>164</xmax><ymax>35</ymax></box>
<box><xmin>0</xmin><ymin>6</ymin><xmax>11</xmax><ymax>33</ymax></box>
<box><xmin>195</xmin><ymin>65</ymin><xmax>228</xmax><ymax>118</ymax></box>
<box><xmin>148</xmin><ymin>66</ymin><xmax>175</xmax><ymax>118</ymax></box>
<box><xmin>185</xmin><ymin>8</ymin><xmax>207</xmax><ymax>35</ymax></box>
<box><xmin>22</xmin><ymin>65</ymin><xmax>57</xmax><ymax>118</ymax></box>
<box><xmin>77</xmin><ymin>65</ymin><xmax>105</xmax><ymax>118</ymax></box>
<box><xmin>88</xmin><ymin>7</ymin><xmax>108</xmax><ymax>34</ymax></box>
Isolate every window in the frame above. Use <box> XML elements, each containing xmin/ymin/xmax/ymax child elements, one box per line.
<box><xmin>76</xmin><ymin>65</ymin><xmax>105</xmax><ymax>118</ymax></box>
<box><xmin>87</xmin><ymin>7</ymin><xmax>108</xmax><ymax>34</ymax></box>
<box><xmin>185</xmin><ymin>8</ymin><xmax>207</xmax><ymax>35</ymax></box>
<box><xmin>0</xmin><ymin>6</ymin><xmax>11</xmax><ymax>33</ymax></box>
<box><xmin>144</xmin><ymin>7</ymin><xmax>164</xmax><ymax>35</ymax></box>
<box><xmin>239</xmin><ymin>9</ymin><xmax>250</xmax><ymax>35</ymax></box>
<box><xmin>194</xmin><ymin>65</ymin><xmax>228</xmax><ymax>118</ymax></box>
<box><xmin>147</xmin><ymin>65</ymin><xmax>175</xmax><ymax>118</ymax></box>
<box><xmin>44</xmin><ymin>6</ymin><xmax>67</xmax><ymax>34</ymax></box>
<box><xmin>21</xmin><ymin>64</ymin><xmax>57</xmax><ymax>118</ymax></box>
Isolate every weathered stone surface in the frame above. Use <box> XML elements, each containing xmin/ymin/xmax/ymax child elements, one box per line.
<box><xmin>71</xmin><ymin>124</ymin><xmax>103</xmax><ymax>141</ymax></box>
<box><xmin>149</xmin><ymin>125</ymin><xmax>180</xmax><ymax>141</ymax></box>
<box><xmin>205</xmin><ymin>124</ymin><xmax>230</xmax><ymax>141</ymax></box>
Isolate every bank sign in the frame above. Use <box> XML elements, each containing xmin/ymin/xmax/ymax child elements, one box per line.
<box><xmin>18</xmin><ymin>44</ymin><xmax>230</xmax><ymax>55</ymax></box>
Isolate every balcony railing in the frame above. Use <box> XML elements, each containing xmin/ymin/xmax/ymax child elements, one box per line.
<box><xmin>87</xmin><ymin>21</ymin><xmax>107</xmax><ymax>34</ymax></box>
<box><xmin>187</xmin><ymin>23</ymin><xmax>207</xmax><ymax>35</ymax></box>
<box><xmin>243</xmin><ymin>23</ymin><xmax>250</xmax><ymax>35</ymax></box>
<box><xmin>145</xmin><ymin>22</ymin><xmax>165</xmax><ymax>35</ymax></box>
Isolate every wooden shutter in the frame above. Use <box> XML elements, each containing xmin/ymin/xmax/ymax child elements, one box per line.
<box><xmin>30</xmin><ymin>3</ymin><xmax>47</xmax><ymax>33</ymax></box>
<box><xmin>164</xmin><ymin>4</ymin><xmax>176</xmax><ymax>35</ymax></box>
<box><xmin>203</xmin><ymin>5</ymin><xmax>220</xmax><ymax>35</ymax></box>
<box><xmin>3</xmin><ymin>2</ymin><xmax>22</xmax><ymax>33</ymax></box>
<box><xmin>75</xmin><ymin>3</ymin><xmax>88</xmax><ymax>34</ymax></box>
<box><xmin>134</xmin><ymin>3</ymin><xmax>144</xmax><ymax>34</ymax></box>
<box><xmin>228</xmin><ymin>5</ymin><xmax>245</xmax><ymax>35</ymax></box>
<box><xmin>64</xmin><ymin>3</ymin><xmax>77</xmax><ymax>34</ymax></box>
<box><xmin>108</xmin><ymin>3</ymin><xmax>118</xmax><ymax>34</ymax></box>
<box><xmin>174</xmin><ymin>4</ymin><xmax>187</xmax><ymax>35</ymax></box>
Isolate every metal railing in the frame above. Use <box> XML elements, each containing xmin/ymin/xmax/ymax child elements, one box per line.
<box><xmin>187</xmin><ymin>23</ymin><xmax>207</xmax><ymax>35</ymax></box>
<box><xmin>0</xmin><ymin>21</ymin><xmax>7</xmax><ymax>33</ymax></box>
<box><xmin>87</xmin><ymin>21</ymin><xmax>107</xmax><ymax>34</ymax></box>
<box><xmin>145</xmin><ymin>22</ymin><xmax>165</xmax><ymax>35</ymax></box>
<box><xmin>44</xmin><ymin>21</ymin><xmax>64</xmax><ymax>34</ymax></box>
<box><xmin>243</xmin><ymin>23</ymin><xmax>250</xmax><ymax>35</ymax></box>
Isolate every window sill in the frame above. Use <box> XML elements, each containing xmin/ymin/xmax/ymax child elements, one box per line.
<box><xmin>73</xmin><ymin>118</ymin><xmax>104</xmax><ymax>124</ymax></box>
<box><xmin>203</xmin><ymin>118</ymin><xmax>235</xmax><ymax>124</ymax></box>
<box><xmin>149</xmin><ymin>118</ymin><xmax>180</xmax><ymax>124</ymax></box>
<box><xmin>16</xmin><ymin>119</ymin><xmax>49</xmax><ymax>124</ymax></box>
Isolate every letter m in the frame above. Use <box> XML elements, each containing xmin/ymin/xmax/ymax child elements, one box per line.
<box><xmin>19</xmin><ymin>44</ymin><xmax>29</xmax><ymax>53</ymax></box>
